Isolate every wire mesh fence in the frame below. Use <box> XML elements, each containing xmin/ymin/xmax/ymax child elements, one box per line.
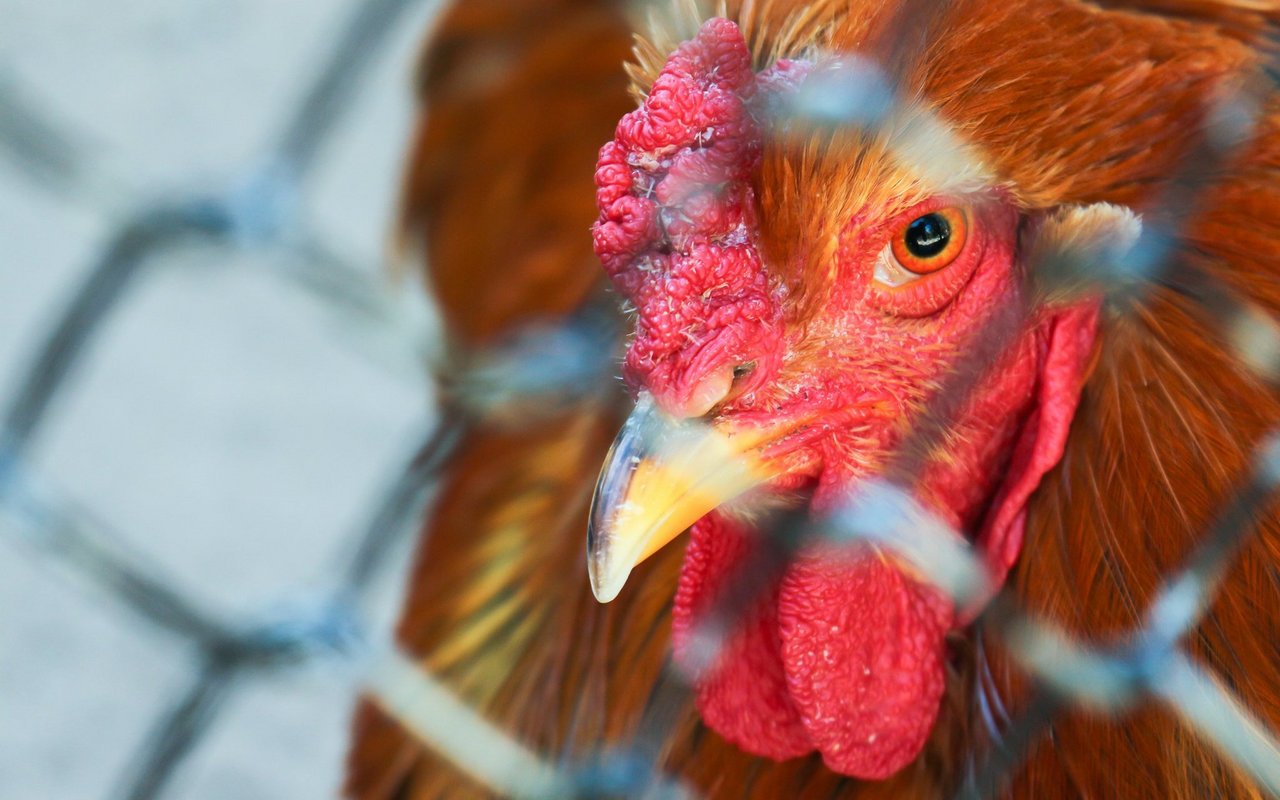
<box><xmin>2</xmin><ymin>1</ymin><xmax>1279</xmax><ymax>798</ymax></box>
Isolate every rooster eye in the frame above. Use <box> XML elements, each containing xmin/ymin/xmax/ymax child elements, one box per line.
<box><xmin>904</xmin><ymin>214</ymin><xmax>952</xmax><ymax>259</ymax></box>
<box><xmin>875</xmin><ymin>207</ymin><xmax>970</xmax><ymax>287</ymax></box>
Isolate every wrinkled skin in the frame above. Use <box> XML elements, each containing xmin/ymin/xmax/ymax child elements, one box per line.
<box><xmin>593</xmin><ymin>19</ymin><xmax>1098</xmax><ymax>778</ymax></box>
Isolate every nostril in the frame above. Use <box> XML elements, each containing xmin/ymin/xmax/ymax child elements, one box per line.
<box><xmin>723</xmin><ymin>360</ymin><xmax>758</xmax><ymax>403</ymax></box>
<box><xmin>674</xmin><ymin>362</ymin><xmax>760</xmax><ymax>419</ymax></box>
<box><xmin>667</xmin><ymin>365</ymin><xmax>735</xmax><ymax>419</ymax></box>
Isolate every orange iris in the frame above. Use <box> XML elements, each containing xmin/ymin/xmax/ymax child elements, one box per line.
<box><xmin>890</xmin><ymin>207</ymin><xmax>969</xmax><ymax>275</ymax></box>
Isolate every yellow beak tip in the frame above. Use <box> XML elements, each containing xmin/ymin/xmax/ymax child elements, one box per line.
<box><xmin>589</xmin><ymin>571</ymin><xmax>626</xmax><ymax>604</ymax></box>
<box><xmin>586</xmin><ymin>538</ymin><xmax>619</xmax><ymax>602</ymax></box>
<box><xmin>586</xmin><ymin>393</ymin><xmax>774</xmax><ymax>604</ymax></box>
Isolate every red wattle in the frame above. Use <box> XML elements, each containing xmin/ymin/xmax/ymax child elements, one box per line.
<box><xmin>777</xmin><ymin>551</ymin><xmax>953</xmax><ymax>779</ymax></box>
<box><xmin>672</xmin><ymin>515</ymin><xmax>812</xmax><ymax>759</ymax></box>
<box><xmin>673</xmin><ymin>515</ymin><xmax>953</xmax><ymax>779</ymax></box>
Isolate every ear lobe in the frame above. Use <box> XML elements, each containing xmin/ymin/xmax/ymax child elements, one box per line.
<box><xmin>974</xmin><ymin>201</ymin><xmax>1140</xmax><ymax>596</ymax></box>
<box><xmin>1023</xmin><ymin>202</ymin><xmax>1143</xmax><ymax>303</ymax></box>
<box><xmin>975</xmin><ymin>301</ymin><xmax>1101</xmax><ymax>595</ymax></box>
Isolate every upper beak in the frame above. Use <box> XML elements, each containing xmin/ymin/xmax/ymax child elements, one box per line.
<box><xmin>587</xmin><ymin>394</ymin><xmax>781</xmax><ymax>602</ymax></box>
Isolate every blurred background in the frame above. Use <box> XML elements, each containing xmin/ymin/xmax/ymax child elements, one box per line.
<box><xmin>0</xmin><ymin>1</ymin><xmax>446</xmax><ymax>796</ymax></box>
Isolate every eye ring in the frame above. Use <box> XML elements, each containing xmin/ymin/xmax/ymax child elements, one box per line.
<box><xmin>890</xmin><ymin>207</ymin><xmax>969</xmax><ymax>275</ymax></box>
<box><xmin>863</xmin><ymin>200</ymin><xmax>1001</xmax><ymax>318</ymax></box>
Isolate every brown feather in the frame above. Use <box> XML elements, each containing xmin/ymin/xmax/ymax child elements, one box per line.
<box><xmin>345</xmin><ymin>1</ymin><xmax>633</xmax><ymax>796</ymax></box>
<box><xmin>994</xmin><ymin>104</ymin><xmax>1280</xmax><ymax>799</ymax></box>
<box><xmin>395</xmin><ymin>0</ymin><xmax>634</xmax><ymax>346</ymax></box>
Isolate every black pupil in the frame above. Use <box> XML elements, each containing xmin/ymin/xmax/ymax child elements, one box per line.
<box><xmin>904</xmin><ymin>213</ymin><xmax>951</xmax><ymax>259</ymax></box>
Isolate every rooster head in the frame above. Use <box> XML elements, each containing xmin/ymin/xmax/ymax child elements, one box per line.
<box><xmin>588</xmin><ymin>13</ymin><xmax>1161</xmax><ymax>781</ymax></box>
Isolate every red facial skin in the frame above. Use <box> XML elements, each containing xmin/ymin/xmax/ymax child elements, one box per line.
<box><xmin>593</xmin><ymin>19</ymin><xmax>1098</xmax><ymax>779</ymax></box>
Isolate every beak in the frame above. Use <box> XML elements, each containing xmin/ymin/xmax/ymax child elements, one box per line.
<box><xmin>587</xmin><ymin>394</ymin><xmax>780</xmax><ymax>603</ymax></box>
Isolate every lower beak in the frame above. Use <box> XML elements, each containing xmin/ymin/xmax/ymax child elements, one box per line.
<box><xmin>587</xmin><ymin>394</ymin><xmax>780</xmax><ymax>602</ymax></box>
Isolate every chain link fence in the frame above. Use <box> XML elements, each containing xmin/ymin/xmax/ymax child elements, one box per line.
<box><xmin>3</xmin><ymin>1</ymin><xmax>1279</xmax><ymax>798</ymax></box>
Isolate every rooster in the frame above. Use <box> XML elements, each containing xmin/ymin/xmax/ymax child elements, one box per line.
<box><xmin>346</xmin><ymin>1</ymin><xmax>1280</xmax><ymax>797</ymax></box>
